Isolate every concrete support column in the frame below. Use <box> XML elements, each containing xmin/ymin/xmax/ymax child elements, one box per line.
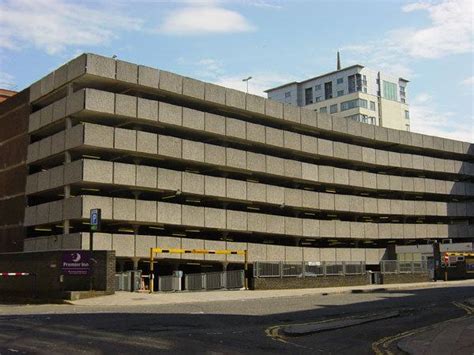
<box><xmin>117</xmin><ymin>259</ymin><xmax>125</xmax><ymax>272</ymax></box>
<box><xmin>222</xmin><ymin>262</ymin><xmax>229</xmax><ymax>271</ymax></box>
<box><xmin>131</xmin><ymin>257</ymin><xmax>140</xmax><ymax>271</ymax></box>
<box><xmin>62</xmin><ymin>123</ymin><xmax>72</xmax><ymax>235</ymax></box>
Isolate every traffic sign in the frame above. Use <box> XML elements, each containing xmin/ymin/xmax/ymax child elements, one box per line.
<box><xmin>90</xmin><ymin>208</ymin><xmax>101</xmax><ymax>232</ymax></box>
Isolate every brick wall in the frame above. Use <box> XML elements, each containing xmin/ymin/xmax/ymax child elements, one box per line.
<box><xmin>0</xmin><ymin>89</ymin><xmax>29</xmax><ymax>252</ymax></box>
<box><xmin>251</xmin><ymin>274</ymin><xmax>369</xmax><ymax>290</ymax></box>
<box><xmin>381</xmin><ymin>273</ymin><xmax>431</xmax><ymax>284</ymax></box>
<box><xmin>0</xmin><ymin>250</ymin><xmax>115</xmax><ymax>299</ymax></box>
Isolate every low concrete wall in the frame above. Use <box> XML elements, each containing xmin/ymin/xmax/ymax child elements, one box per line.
<box><xmin>0</xmin><ymin>250</ymin><xmax>115</xmax><ymax>300</ymax></box>
<box><xmin>381</xmin><ymin>273</ymin><xmax>431</xmax><ymax>284</ymax></box>
<box><xmin>251</xmin><ymin>275</ymin><xmax>369</xmax><ymax>290</ymax></box>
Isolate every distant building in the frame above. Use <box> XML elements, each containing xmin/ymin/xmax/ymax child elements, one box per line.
<box><xmin>0</xmin><ymin>89</ymin><xmax>17</xmax><ymax>103</ymax></box>
<box><xmin>265</xmin><ymin>54</ymin><xmax>410</xmax><ymax>131</ymax></box>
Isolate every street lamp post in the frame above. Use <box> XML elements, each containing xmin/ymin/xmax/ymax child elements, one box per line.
<box><xmin>242</xmin><ymin>76</ymin><xmax>252</xmax><ymax>93</ymax></box>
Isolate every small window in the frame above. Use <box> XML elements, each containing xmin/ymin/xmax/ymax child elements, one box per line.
<box><xmin>285</xmin><ymin>91</ymin><xmax>291</xmax><ymax>98</ymax></box>
<box><xmin>337</xmin><ymin>90</ymin><xmax>344</xmax><ymax>97</ymax></box>
<box><xmin>305</xmin><ymin>87</ymin><xmax>313</xmax><ymax>105</ymax></box>
<box><xmin>337</xmin><ymin>78</ymin><xmax>344</xmax><ymax>84</ymax></box>
<box><xmin>405</xmin><ymin>110</ymin><xmax>410</xmax><ymax>119</ymax></box>
<box><xmin>315</xmin><ymin>96</ymin><xmax>321</xmax><ymax>102</ymax></box>
<box><xmin>315</xmin><ymin>84</ymin><xmax>322</xmax><ymax>91</ymax></box>
<box><xmin>320</xmin><ymin>107</ymin><xmax>327</xmax><ymax>113</ymax></box>
<box><xmin>330</xmin><ymin>104</ymin><xmax>338</xmax><ymax>114</ymax></box>
<box><xmin>370</xmin><ymin>101</ymin><xmax>376</xmax><ymax>111</ymax></box>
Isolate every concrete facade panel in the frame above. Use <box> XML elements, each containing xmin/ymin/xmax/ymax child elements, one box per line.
<box><xmin>247</xmin><ymin>152</ymin><xmax>266</xmax><ymax>172</ymax></box>
<box><xmin>115</xmin><ymin>94</ymin><xmax>137</xmax><ymax>117</ymax></box>
<box><xmin>157</xmin><ymin>202</ymin><xmax>182</xmax><ymax>225</ymax></box>
<box><xmin>266</xmin><ymin>215</ymin><xmax>285</xmax><ymax>234</ymax></box>
<box><xmin>226</xmin><ymin>210</ymin><xmax>247</xmax><ymax>231</ymax></box>
<box><xmin>138</xmin><ymin>65</ymin><xmax>159</xmax><ymax>88</ymax></box>
<box><xmin>204</xmin><ymin>208</ymin><xmax>226</xmax><ymax>229</ymax></box>
<box><xmin>158</xmin><ymin>135</ymin><xmax>182</xmax><ymax>158</ymax></box>
<box><xmin>83</xmin><ymin>159</ymin><xmax>113</xmax><ymax>184</ymax></box>
<box><xmin>113</xmin><ymin>162</ymin><xmax>136</xmax><ymax>186</ymax></box>
<box><xmin>157</xmin><ymin>168</ymin><xmax>182</xmax><ymax>191</ymax></box>
<box><xmin>204</xmin><ymin>144</ymin><xmax>226</xmax><ymax>165</ymax></box>
<box><xmin>136</xmin><ymin>200</ymin><xmax>157</xmax><ymax>223</ymax></box>
<box><xmin>137</xmin><ymin>98</ymin><xmax>158</xmax><ymax>121</ymax></box>
<box><xmin>226</xmin><ymin>88</ymin><xmax>246</xmax><ymax>110</ymax></box>
<box><xmin>246</xmin><ymin>94</ymin><xmax>265</xmax><ymax>114</ymax></box>
<box><xmin>159</xmin><ymin>102</ymin><xmax>182</xmax><ymax>126</ymax></box>
<box><xmin>266</xmin><ymin>185</ymin><xmax>285</xmax><ymax>205</ymax></box>
<box><xmin>247</xmin><ymin>182</ymin><xmax>266</xmax><ymax>202</ymax></box>
<box><xmin>182</xmin><ymin>140</ymin><xmax>205</xmax><ymax>162</ymax></box>
<box><xmin>159</xmin><ymin>71</ymin><xmax>183</xmax><ymax>94</ymax></box>
<box><xmin>182</xmin><ymin>172</ymin><xmax>204</xmax><ymax>195</ymax></box>
<box><xmin>183</xmin><ymin>77</ymin><xmax>205</xmax><ymax>100</ymax></box>
<box><xmin>112</xmin><ymin>198</ymin><xmax>135</xmax><ymax>221</ymax></box>
<box><xmin>204</xmin><ymin>176</ymin><xmax>226</xmax><ymax>197</ymax></box>
<box><xmin>205</xmin><ymin>113</ymin><xmax>225</xmax><ymax>135</ymax></box>
<box><xmin>136</xmin><ymin>165</ymin><xmax>157</xmax><ymax>188</ymax></box>
<box><xmin>182</xmin><ymin>205</ymin><xmax>205</xmax><ymax>227</ymax></box>
<box><xmin>183</xmin><ymin>108</ymin><xmax>204</xmax><ymax>130</ymax></box>
<box><xmin>248</xmin><ymin>213</ymin><xmax>267</xmax><ymax>233</ymax></box>
<box><xmin>84</xmin><ymin>124</ymin><xmax>114</xmax><ymax>149</ymax></box>
<box><xmin>137</xmin><ymin>131</ymin><xmax>158</xmax><ymax>154</ymax></box>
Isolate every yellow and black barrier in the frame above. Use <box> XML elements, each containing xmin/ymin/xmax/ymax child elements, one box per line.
<box><xmin>149</xmin><ymin>247</ymin><xmax>248</xmax><ymax>292</ymax></box>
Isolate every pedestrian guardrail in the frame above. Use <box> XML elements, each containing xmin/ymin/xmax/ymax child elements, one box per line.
<box><xmin>184</xmin><ymin>270</ymin><xmax>244</xmax><ymax>291</ymax></box>
<box><xmin>158</xmin><ymin>275</ymin><xmax>181</xmax><ymax>292</ymax></box>
<box><xmin>380</xmin><ymin>260</ymin><xmax>429</xmax><ymax>274</ymax></box>
<box><xmin>253</xmin><ymin>261</ymin><xmax>366</xmax><ymax>278</ymax></box>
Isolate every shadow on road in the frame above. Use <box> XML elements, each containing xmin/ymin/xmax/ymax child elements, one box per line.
<box><xmin>0</xmin><ymin>286</ymin><xmax>472</xmax><ymax>354</ymax></box>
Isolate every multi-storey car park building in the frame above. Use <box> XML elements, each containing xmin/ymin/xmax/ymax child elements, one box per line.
<box><xmin>265</xmin><ymin>63</ymin><xmax>410</xmax><ymax>131</ymax></box>
<box><xmin>0</xmin><ymin>53</ymin><xmax>473</xmax><ymax>276</ymax></box>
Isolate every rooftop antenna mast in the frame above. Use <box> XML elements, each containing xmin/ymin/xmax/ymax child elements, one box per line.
<box><xmin>337</xmin><ymin>51</ymin><xmax>341</xmax><ymax>70</ymax></box>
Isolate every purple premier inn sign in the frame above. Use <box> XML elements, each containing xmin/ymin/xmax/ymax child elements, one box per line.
<box><xmin>62</xmin><ymin>251</ymin><xmax>91</xmax><ymax>275</ymax></box>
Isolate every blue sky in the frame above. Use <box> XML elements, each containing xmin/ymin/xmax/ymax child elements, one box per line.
<box><xmin>0</xmin><ymin>0</ymin><xmax>472</xmax><ymax>141</ymax></box>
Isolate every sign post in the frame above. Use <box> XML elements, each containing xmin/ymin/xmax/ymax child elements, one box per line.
<box><xmin>444</xmin><ymin>253</ymin><xmax>449</xmax><ymax>281</ymax></box>
<box><xmin>89</xmin><ymin>209</ymin><xmax>101</xmax><ymax>290</ymax></box>
<box><xmin>89</xmin><ymin>208</ymin><xmax>101</xmax><ymax>251</ymax></box>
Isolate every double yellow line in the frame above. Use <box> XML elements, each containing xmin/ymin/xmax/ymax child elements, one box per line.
<box><xmin>372</xmin><ymin>301</ymin><xmax>473</xmax><ymax>355</ymax></box>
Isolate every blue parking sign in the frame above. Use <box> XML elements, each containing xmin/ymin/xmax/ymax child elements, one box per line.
<box><xmin>90</xmin><ymin>208</ymin><xmax>101</xmax><ymax>232</ymax></box>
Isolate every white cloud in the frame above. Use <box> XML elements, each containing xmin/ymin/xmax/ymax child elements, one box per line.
<box><xmin>410</xmin><ymin>93</ymin><xmax>473</xmax><ymax>142</ymax></box>
<box><xmin>343</xmin><ymin>0</ymin><xmax>473</xmax><ymax>75</ymax></box>
<box><xmin>461</xmin><ymin>76</ymin><xmax>474</xmax><ymax>86</ymax></box>
<box><xmin>211</xmin><ymin>73</ymin><xmax>293</xmax><ymax>96</ymax></box>
<box><xmin>402</xmin><ymin>2</ymin><xmax>432</xmax><ymax>12</ymax></box>
<box><xmin>0</xmin><ymin>72</ymin><xmax>16</xmax><ymax>90</ymax></box>
<box><xmin>191</xmin><ymin>56</ymin><xmax>294</xmax><ymax>96</ymax></box>
<box><xmin>0</xmin><ymin>0</ymin><xmax>143</xmax><ymax>55</ymax></box>
<box><xmin>160</xmin><ymin>4</ymin><xmax>255</xmax><ymax>35</ymax></box>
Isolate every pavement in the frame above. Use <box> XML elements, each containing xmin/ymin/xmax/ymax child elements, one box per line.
<box><xmin>70</xmin><ymin>279</ymin><xmax>474</xmax><ymax>307</ymax></box>
<box><xmin>396</xmin><ymin>298</ymin><xmax>474</xmax><ymax>355</ymax></box>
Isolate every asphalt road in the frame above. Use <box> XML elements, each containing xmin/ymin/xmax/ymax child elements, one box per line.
<box><xmin>0</xmin><ymin>285</ymin><xmax>472</xmax><ymax>354</ymax></box>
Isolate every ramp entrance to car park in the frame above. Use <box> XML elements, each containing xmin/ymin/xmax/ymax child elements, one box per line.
<box><xmin>149</xmin><ymin>247</ymin><xmax>248</xmax><ymax>292</ymax></box>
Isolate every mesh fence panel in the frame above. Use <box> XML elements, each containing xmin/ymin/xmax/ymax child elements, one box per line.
<box><xmin>304</xmin><ymin>263</ymin><xmax>325</xmax><ymax>276</ymax></box>
<box><xmin>225</xmin><ymin>270</ymin><xmax>245</xmax><ymax>289</ymax></box>
<box><xmin>282</xmin><ymin>263</ymin><xmax>304</xmax><ymax>277</ymax></box>
<box><xmin>325</xmin><ymin>262</ymin><xmax>344</xmax><ymax>275</ymax></box>
<box><xmin>254</xmin><ymin>262</ymin><xmax>281</xmax><ymax>277</ymax></box>
<box><xmin>344</xmin><ymin>262</ymin><xmax>365</xmax><ymax>275</ymax></box>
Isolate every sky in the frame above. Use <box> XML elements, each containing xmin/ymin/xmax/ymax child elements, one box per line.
<box><xmin>0</xmin><ymin>0</ymin><xmax>472</xmax><ymax>141</ymax></box>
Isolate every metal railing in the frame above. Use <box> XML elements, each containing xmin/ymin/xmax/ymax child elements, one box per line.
<box><xmin>184</xmin><ymin>270</ymin><xmax>244</xmax><ymax>291</ymax></box>
<box><xmin>380</xmin><ymin>260</ymin><xmax>429</xmax><ymax>274</ymax></box>
<box><xmin>158</xmin><ymin>275</ymin><xmax>181</xmax><ymax>291</ymax></box>
<box><xmin>253</xmin><ymin>261</ymin><xmax>366</xmax><ymax>278</ymax></box>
